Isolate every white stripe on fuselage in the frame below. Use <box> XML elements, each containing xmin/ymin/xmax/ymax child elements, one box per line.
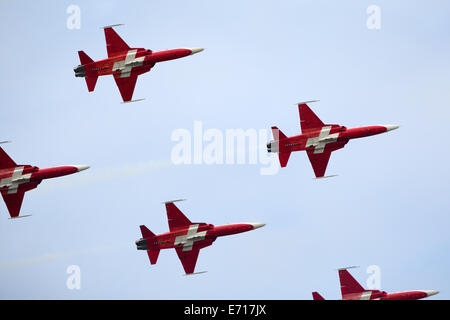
<box><xmin>112</xmin><ymin>49</ymin><xmax>145</xmax><ymax>78</ymax></box>
<box><xmin>174</xmin><ymin>224</ymin><xmax>207</xmax><ymax>252</ymax></box>
<box><xmin>305</xmin><ymin>126</ymin><xmax>339</xmax><ymax>154</ymax></box>
<box><xmin>0</xmin><ymin>167</ymin><xmax>31</xmax><ymax>194</ymax></box>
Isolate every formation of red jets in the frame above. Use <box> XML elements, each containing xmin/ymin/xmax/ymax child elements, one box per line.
<box><xmin>1</xmin><ymin>25</ymin><xmax>438</xmax><ymax>300</ymax></box>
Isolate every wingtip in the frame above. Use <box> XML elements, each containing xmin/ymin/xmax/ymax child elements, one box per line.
<box><xmin>101</xmin><ymin>23</ymin><xmax>124</xmax><ymax>29</ymax></box>
<box><xmin>296</xmin><ymin>100</ymin><xmax>320</xmax><ymax>105</ymax></box>
<box><xmin>9</xmin><ymin>214</ymin><xmax>32</xmax><ymax>220</ymax></box>
<box><xmin>335</xmin><ymin>266</ymin><xmax>360</xmax><ymax>271</ymax></box>
<box><xmin>121</xmin><ymin>98</ymin><xmax>145</xmax><ymax>104</ymax></box>
<box><xmin>162</xmin><ymin>199</ymin><xmax>187</xmax><ymax>204</ymax></box>
<box><xmin>314</xmin><ymin>174</ymin><xmax>338</xmax><ymax>180</ymax></box>
<box><xmin>184</xmin><ymin>271</ymin><xmax>208</xmax><ymax>276</ymax></box>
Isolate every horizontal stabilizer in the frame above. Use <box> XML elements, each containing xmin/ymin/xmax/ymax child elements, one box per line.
<box><xmin>139</xmin><ymin>225</ymin><xmax>156</xmax><ymax>239</ymax></box>
<box><xmin>146</xmin><ymin>249</ymin><xmax>160</xmax><ymax>265</ymax></box>
<box><xmin>271</xmin><ymin>126</ymin><xmax>287</xmax><ymax>140</ymax></box>
<box><xmin>85</xmin><ymin>77</ymin><xmax>98</xmax><ymax>92</ymax></box>
<box><xmin>78</xmin><ymin>50</ymin><xmax>93</xmax><ymax>65</ymax></box>
<box><xmin>278</xmin><ymin>152</ymin><xmax>291</xmax><ymax>168</ymax></box>
<box><xmin>312</xmin><ymin>292</ymin><xmax>325</xmax><ymax>300</ymax></box>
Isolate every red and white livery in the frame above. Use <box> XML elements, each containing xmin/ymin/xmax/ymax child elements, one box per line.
<box><xmin>312</xmin><ymin>266</ymin><xmax>439</xmax><ymax>300</ymax></box>
<box><xmin>0</xmin><ymin>142</ymin><xmax>89</xmax><ymax>219</ymax></box>
<box><xmin>136</xmin><ymin>200</ymin><xmax>265</xmax><ymax>275</ymax></box>
<box><xmin>267</xmin><ymin>101</ymin><xmax>399</xmax><ymax>178</ymax></box>
<box><xmin>74</xmin><ymin>24</ymin><xmax>204</xmax><ymax>102</ymax></box>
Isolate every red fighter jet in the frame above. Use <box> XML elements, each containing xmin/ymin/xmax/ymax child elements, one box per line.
<box><xmin>267</xmin><ymin>101</ymin><xmax>399</xmax><ymax>178</ymax></box>
<box><xmin>136</xmin><ymin>200</ymin><xmax>265</xmax><ymax>275</ymax></box>
<box><xmin>312</xmin><ymin>266</ymin><xmax>439</xmax><ymax>300</ymax></box>
<box><xmin>74</xmin><ymin>24</ymin><xmax>204</xmax><ymax>103</ymax></box>
<box><xmin>0</xmin><ymin>142</ymin><xmax>89</xmax><ymax>219</ymax></box>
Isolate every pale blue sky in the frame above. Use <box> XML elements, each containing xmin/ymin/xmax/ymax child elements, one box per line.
<box><xmin>0</xmin><ymin>0</ymin><xmax>449</xmax><ymax>299</ymax></box>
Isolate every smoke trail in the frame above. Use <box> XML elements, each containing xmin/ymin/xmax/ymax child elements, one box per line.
<box><xmin>38</xmin><ymin>160</ymin><xmax>172</xmax><ymax>193</ymax></box>
<box><xmin>0</xmin><ymin>242</ymin><xmax>132</xmax><ymax>271</ymax></box>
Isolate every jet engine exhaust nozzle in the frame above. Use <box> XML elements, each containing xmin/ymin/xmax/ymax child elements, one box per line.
<box><xmin>73</xmin><ymin>65</ymin><xmax>86</xmax><ymax>77</ymax></box>
<box><xmin>135</xmin><ymin>238</ymin><xmax>148</xmax><ymax>250</ymax></box>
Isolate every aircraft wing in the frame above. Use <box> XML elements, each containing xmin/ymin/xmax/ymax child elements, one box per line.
<box><xmin>104</xmin><ymin>27</ymin><xmax>130</xmax><ymax>58</ymax></box>
<box><xmin>165</xmin><ymin>202</ymin><xmax>192</xmax><ymax>232</ymax></box>
<box><xmin>114</xmin><ymin>74</ymin><xmax>138</xmax><ymax>102</ymax></box>
<box><xmin>175</xmin><ymin>240</ymin><xmax>214</xmax><ymax>274</ymax></box>
<box><xmin>1</xmin><ymin>181</ymin><xmax>39</xmax><ymax>218</ymax></box>
<box><xmin>0</xmin><ymin>147</ymin><xmax>16</xmax><ymax>170</ymax></box>
<box><xmin>176</xmin><ymin>247</ymin><xmax>201</xmax><ymax>274</ymax></box>
<box><xmin>306</xmin><ymin>150</ymin><xmax>332</xmax><ymax>178</ymax></box>
<box><xmin>338</xmin><ymin>268</ymin><xmax>365</xmax><ymax>298</ymax></box>
<box><xmin>1</xmin><ymin>191</ymin><xmax>25</xmax><ymax>218</ymax></box>
<box><xmin>298</xmin><ymin>102</ymin><xmax>324</xmax><ymax>134</ymax></box>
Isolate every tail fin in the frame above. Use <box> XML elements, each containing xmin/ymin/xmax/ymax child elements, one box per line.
<box><xmin>78</xmin><ymin>50</ymin><xmax>93</xmax><ymax>65</ymax></box>
<box><xmin>271</xmin><ymin>126</ymin><xmax>288</xmax><ymax>141</ymax></box>
<box><xmin>338</xmin><ymin>268</ymin><xmax>365</xmax><ymax>297</ymax></box>
<box><xmin>312</xmin><ymin>292</ymin><xmax>325</xmax><ymax>300</ymax></box>
<box><xmin>139</xmin><ymin>225</ymin><xmax>160</xmax><ymax>265</ymax></box>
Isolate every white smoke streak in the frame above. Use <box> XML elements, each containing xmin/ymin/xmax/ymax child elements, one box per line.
<box><xmin>38</xmin><ymin>160</ymin><xmax>172</xmax><ymax>193</ymax></box>
<box><xmin>0</xmin><ymin>242</ymin><xmax>132</xmax><ymax>271</ymax></box>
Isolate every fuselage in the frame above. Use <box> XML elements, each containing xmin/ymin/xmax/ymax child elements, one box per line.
<box><xmin>268</xmin><ymin>125</ymin><xmax>399</xmax><ymax>154</ymax></box>
<box><xmin>0</xmin><ymin>165</ymin><xmax>89</xmax><ymax>194</ymax></box>
<box><xmin>74</xmin><ymin>48</ymin><xmax>199</xmax><ymax>78</ymax></box>
<box><xmin>136</xmin><ymin>223</ymin><xmax>264</xmax><ymax>251</ymax></box>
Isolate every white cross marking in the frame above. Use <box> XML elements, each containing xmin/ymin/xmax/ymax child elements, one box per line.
<box><xmin>174</xmin><ymin>224</ymin><xmax>207</xmax><ymax>252</ymax></box>
<box><xmin>359</xmin><ymin>291</ymin><xmax>373</xmax><ymax>300</ymax></box>
<box><xmin>112</xmin><ymin>49</ymin><xmax>145</xmax><ymax>78</ymax></box>
<box><xmin>305</xmin><ymin>126</ymin><xmax>339</xmax><ymax>154</ymax></box>
<box><xmin>0</xmin><ymin>167</ymin><xmax>31</xmax><ymax>194</ymax></box>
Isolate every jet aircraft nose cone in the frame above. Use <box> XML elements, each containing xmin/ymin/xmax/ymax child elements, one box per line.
<box><xmin>249</xmin><ymin>223</ymin><xmax>265</xmax><ymax>230</ymax></box>
<box><xmin>73</xmin><ymin>165</ymin><xmax>90</xmax><ymax>172</ymax></box>
<box><xmin>383</xmin><ymin>125</ymin><xmax>399</xmax><ymax>132</ymax></box>
<box><xmin>188</xmin><ymin>48</ymin><xmax>204</xmax><ymax>55</ymax></box>
<box><xmin>423</xmin><ymin>290</ymin><xmax>439</xmax><ymax>297</ymax></box>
